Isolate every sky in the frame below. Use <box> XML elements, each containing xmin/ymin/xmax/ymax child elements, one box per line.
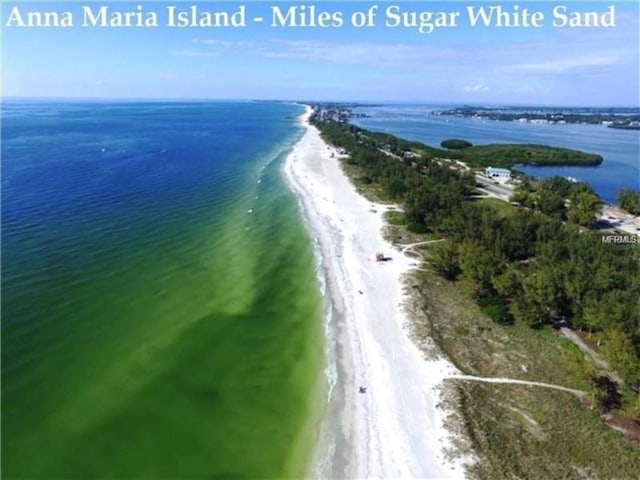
<box><xmin>2</xmin><ymin>0</ymin><xmax>639</xmax><ymax>106</ymax></box>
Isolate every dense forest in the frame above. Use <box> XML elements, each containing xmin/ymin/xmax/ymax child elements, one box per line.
<box><xmin>441</xmin><ymin>138</ymin><xmax>473</xmax><ymax>150</ymax></box>
<box><xmin>619</xmin><ymin>189</ymin><xmax>640</xmax><ymax>215</ymax></box>
<box><xmin>459</xmin><ymin>143</ymin><xmax>603</xmax><ymax>168</ymax></box>
<box><xmin>510</xmin><ymin>176</ymin><xmax>601</xmax><ymax>227</ymax></box>
<box><xmin>313</xmin><ymin>116</ymin><xmax>640</xmax><ymax>417</ymax></box>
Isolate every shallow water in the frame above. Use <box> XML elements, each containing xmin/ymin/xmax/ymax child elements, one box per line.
<box><xmin>2</xmin><ymin>100</ymin><xmax>324</xmax><ymax>478</ymax></box>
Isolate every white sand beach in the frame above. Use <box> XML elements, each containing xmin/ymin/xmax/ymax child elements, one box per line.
<box><xmin>284</xmin><ymin>107</ymin><xmax>465</xmax><ymax>479</ymax></box>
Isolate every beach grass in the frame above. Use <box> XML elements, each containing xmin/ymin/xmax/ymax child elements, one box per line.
<box><xmin>342</xmin><ymin>162</ymin><xmax>391</xmax><ymax>203</ymax></box>
<box><xmin>474</xmin><ymin>198</ymin><xmax>518</xmax><ymax>217</ymax></box>
<box><xmin>411</xmin><ymin>266</ymin><xmax>640</xmax><ymax>478</ymax></box>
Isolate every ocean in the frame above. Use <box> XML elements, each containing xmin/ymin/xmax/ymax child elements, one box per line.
<box><xmin>1</xmin><ymin>100</ymin><xmax>324</xmax><ymax>478</ymax></box>
<box><xmin>352</xmin><ymin>105</ymin><xmax>640</xmax><ymax>203</ymax></box>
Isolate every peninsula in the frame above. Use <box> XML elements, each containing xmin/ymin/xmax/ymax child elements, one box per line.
<box><xmin>292</xmin><ymin>103</ymin><xmax>640</xmax><ymax>478</ymax></box>
<box><xmin>316</xmin><ymin>104</ymin><xmax>604</xmax><ymax>168</ymax></box>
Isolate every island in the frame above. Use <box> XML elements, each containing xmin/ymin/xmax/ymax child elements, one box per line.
<box><xmin>455</xmin><ymin>143</ymin><xmax>603</xmax><ymax>168</ymax></box>
<box><xmin>432</xmin><ymin>106</ymin><xmax>640</xmax><ymax>129</ymax></box>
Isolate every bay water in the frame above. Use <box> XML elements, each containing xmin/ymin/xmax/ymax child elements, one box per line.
<box><xmin>353</xmin><ymin>104</ymin><xmax>639</xmax><ymax>203</ymax></box>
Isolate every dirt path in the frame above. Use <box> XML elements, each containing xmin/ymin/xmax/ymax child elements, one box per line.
<box><xmin>399</xmin><ymin>239</ymin><xmax>445</xmax><ymax>255</ymax></box>
<box><xmin>559</xmin><ymin>327</ymin><xmax>622</xmax><ymax>384</ymax></box>
<box><xmin>445</xmin><ymin>374</ymin><xmax>586</xmax><ymax>397</ymax></box>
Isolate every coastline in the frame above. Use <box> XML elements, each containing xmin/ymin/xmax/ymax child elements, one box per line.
<box><xmin>351</xmin><ymin>107</ymin><xmax>639</xmax><ymax>205</ymax></box>
<box><xmin>284</xmin><ymin>107</ymin><xmax>465</xmax><ymax>478</ymax></box>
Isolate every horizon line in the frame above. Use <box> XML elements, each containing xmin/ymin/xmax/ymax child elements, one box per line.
<box><xmin>2</xmin><ymin>95</ymin><xmax>639</xmax><ymax>110</ymax></box>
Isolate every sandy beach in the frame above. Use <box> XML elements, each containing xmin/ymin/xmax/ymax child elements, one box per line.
<box><xmin>284</xmin><ymin>107</ymin><xmax>465</xmax><ymax>479</ymax></box>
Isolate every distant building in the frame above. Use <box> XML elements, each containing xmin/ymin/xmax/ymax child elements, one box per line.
<box><xmin>485</xmin><ymin>167</ymin><xmax>512</xmax><ymax>183</ymax></box>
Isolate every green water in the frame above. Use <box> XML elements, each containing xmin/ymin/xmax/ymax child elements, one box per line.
<box><xmin>2</xmin><ymin>102</ymin><xmax>324</xmax><ymax>478</ymax></box>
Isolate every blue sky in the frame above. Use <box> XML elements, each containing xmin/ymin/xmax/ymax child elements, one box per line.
<box><xmin>2</xmin><ymin>1</ymin><xmax>639</xmax><ymax>106</ymax></box>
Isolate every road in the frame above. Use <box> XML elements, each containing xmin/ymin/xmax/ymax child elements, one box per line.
<box><xmin>474</xmin><ymin>174</ymin><xmax>515</xmax><ymax>201</ymax></box>
<box><xmin>598</xmin><ymin>205</ymin><xmax>640</xmax><ymax>235</ymax></box>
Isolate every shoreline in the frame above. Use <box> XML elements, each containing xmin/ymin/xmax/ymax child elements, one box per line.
<box><xmin>284</xmin><ymin>107</ymin><xmax>465</xmax><ymax>478</ymax></box>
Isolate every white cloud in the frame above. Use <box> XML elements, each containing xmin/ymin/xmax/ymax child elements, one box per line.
<box><xmin>462</xmin><ymin>84</ymin><xmax>489</xmax><ymax>93</ymax></box>
<box><xmin>185</xmin><ymin>38</ymin><xmax>463</xmax><ymax>69</ymax></box>
<box><xmin>175</xmin><ymin>37</ymin><xmax>636</xmax><ymax>92</ymax></box>
<box><xmin>502</xmin><ymin>54</ymin><xmax>621</xmax><ymax>73</ymax></box>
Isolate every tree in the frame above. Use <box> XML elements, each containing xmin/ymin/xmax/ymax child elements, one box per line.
<box><xmin>429</xmin><ymin>241</ymin><xmax>461</xmax><ymax>280</ymax></box>
<box><xmin>440</xmin><ymin>138</ymin><xmax>473</xmax><ymax>150</ymax></box>
<box><xmin>601</xmin><ymin>328</ymin><xmax>640</xmax><ymax>389</ymax></box>
<box><xmin>535</xmin><ymin>216</ymin><xmax>570</xmax><ymax>247</ymax></box>
<box><xmin>509</xmin><ymin>186</ymin><xmax>536</xmax><ymax>209</ymax></box>
<box><xmin>386</xmin><ymin>176</ymin><xmax>407</xmax><ymax>198</ymax></box>
<box><xmin>519</xmin><ymin>268</ymin><xmax>565</xmax><ymax>325</ymax></box>
<box><xmin>501</xmin><ymin>212</ymin><xmax>538</xmax><ymax>260</ymax></box>
<box><xmin>618</xmin><ymin>188</ymin><xmax>640</xmax><ymax>215</ymax></box>
<box><xmin>562</xmin><ymin>259</ymin><xmax>596</xmax><ymax>323</ymax></box>
<box><xmin>581</xmin><ymin>290</ymin><xmax>639</xmax><ymax>335</ymax></box>
<box><xmin>590</xmin><ymin>375</ymin><xmax>622</xmax><ymax>412</ymax></box>
<box><xmin>567</xmin><ymin>192</ymin><xmax>601</xmax><ymax>227</ymax></box>
<box><xmin>460</xmin><ymin>242</ymin><xmax>505</xmax><ymax>298</ymax></box>
<box><xmin>540</xmin><ymin>176</ymin><xmax>573</xmax><ymax>198</ymax></box>
<box><xmin>438</xmin><ymin>204</ymin><xmax>482</xmax><ymax>243</ymax></box>
<box><xmin>537</xmin><ymin>192</ymin><xmax>566</xmax><ymax>219</ymax></box>
<box><xmin>492</xmin><ymin>264</ymin><xmax>522</xmax><ymax>299</ymax></box>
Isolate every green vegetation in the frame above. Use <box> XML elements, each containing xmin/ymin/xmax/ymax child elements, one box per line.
<box><xmin>568</xmin><ymin>191</ymin><xmax>602</xmax><ymax>227</ymax></box>
<box><xmin>312</xmin><ymin>112</ymin><xmax>640</xmax><ymax>477</ymax></box>
<box><xmin>430</xmin><ymin>241</ymin><xmax>461</xmax><ymax>280</ymax></box>
<box><xmin>309</xmin><ymin>112</ymin><xmax>602</xmax><ymax>171</ymax></box>
<box><xmin>618</xmin><ymin>188</ymin><xmax>640</xmax><ymax>215</ymax></box>
<box><xmin>414</xmin><ymin>263</ymin><xmax>640</xmax><ymax>478</ymax></box>
<box><xmin>441</xmin><ymin>138</ymin><xmax>473</xmax><ymax>150</ymax></box>
<box><xmin>386</xmin><ymin>211</ymin><xmax>408</xmax><ymax>226</ymax></box>
<box><xmin>474</xmin><ymin>198</ymin><xmax>518</xmax><ymax>218</ymax></box>
<box><xmin>459</xmin><ymin>143</ymin><xmax>603</xmax><ymax>169</ymax></box>
<box><xmin>510</xmin><ymin>176</ymin><xmax>601</xmax><ymax>226</ymax></box>
<box><xmin>322</xmin><ymin>122</ymin><xmax>448</xmax><ymax>162</ymax></box>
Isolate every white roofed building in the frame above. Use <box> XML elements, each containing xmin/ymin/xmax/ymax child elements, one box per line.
<box><xmin>485</xmin><ymin>167</ymin><xmax>512</xmax><ymax>183</ymax></box>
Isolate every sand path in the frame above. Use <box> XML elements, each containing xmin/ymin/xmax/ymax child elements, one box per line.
<box><xmin>444</xmin><ymin>375</ymin><xmax>585</xmax><ymax>397</ymax></box>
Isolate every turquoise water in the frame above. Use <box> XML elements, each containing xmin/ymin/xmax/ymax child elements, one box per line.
<box><xmin>353</xmin><ymin>105</ymin><xmax>639</xmax><ymax>203</ymax></box>
<box><xmin>2</xmin><ymin>101</ymin><xmax>324</xmax><ymax>478</ymax></box>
